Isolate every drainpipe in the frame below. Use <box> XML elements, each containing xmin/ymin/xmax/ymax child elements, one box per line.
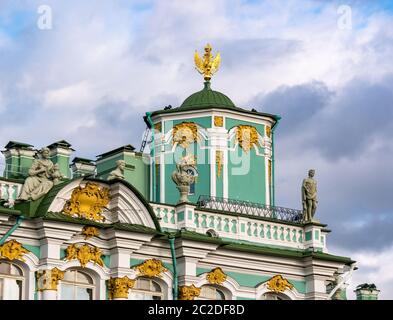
<box><xmin>0</xmin><ymin>215</ymin><xmax>25</xmax><ymax>245</ymax></box>
<box><xmin>168</xmin><ymin>235</ymin><xmax>178</xmax><ymax>300</ymax></box>
<box><xmin>270</xmin><ymin>116</ymin><xmax>281</xmax><ymax>207</ymax></box>
<box><xmin>146</xmin><ymin>112</ymin><xmax>156</xmax><ymax>202</ymax></box>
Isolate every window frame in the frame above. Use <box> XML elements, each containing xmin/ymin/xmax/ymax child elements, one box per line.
<box><xmin>0</xmin><ymin>260</ymin><xmax>25</xmax><ymax>300</ymax></box>
<box><xmin>59</xmin><ymin>269</ymin><xmax>95</xmax><ymax>300</ymax></box>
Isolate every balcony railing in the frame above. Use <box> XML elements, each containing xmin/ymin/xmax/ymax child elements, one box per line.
<box><xmin>196</xmin><ymin>195</ymin><xmax>304</xmax><ymax>224</ymax></box>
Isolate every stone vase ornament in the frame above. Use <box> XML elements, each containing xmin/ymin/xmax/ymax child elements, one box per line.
<box><xmin>171</xmin><ymin>155</ymin><xmax>197</xmax><ymax>204</ymax></box>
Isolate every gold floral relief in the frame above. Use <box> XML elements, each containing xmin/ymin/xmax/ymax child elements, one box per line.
<box><xmin>0</xmin><ymin>239</ymin><xmax>29</xmax><ymax>261</ymax></box>
<box><xmin>236</xmin><ymin>125</ymin><xmax>260</xmax><ymax>153</ymax></box>
<box><xmin>82</xmin><ymin>226</ymin><xmax>100</xmax><ymax>240</ymax></box>
<box><xmin>172</xmin><ymin>122</ymin><xmax>198</xmax><ymax>148</ymax></box>
<box><xmin>64</xmin><ymin>243</ymin><xmax>104</xmax><ymax>268</ymax></box>
<box><xmin>134</xmin><ymin>259</ymin><xmax>167</xmax><ymax>278</ymax></box>
<box><xmin>178</xmin><ymin>284</ymin><xmax>201</xmax><ymax>300</ymax></box>
<box><xmin>216</xmin><ymin>151</ymin><xmax>223</xmax><ymax>178</ymax></box>
<box><xmin>214</xmin><ymin>116</ymin><xmax>223</xmax><ymax>127</ymax></box>
<box><xmin>206</xmin><ymin>267</ymin><xmax>227</xmax><ymax>285</ymax></box>
<box><xmin>108</xmin><ymin>276</ymin><xmax>135</xmax><ymax>299</ymax></box>
<box><xmin>267</xmin><ymin>275</ymin><xmax>293</xmax><ymax>293</ymax></box>
<box><xmin>63</xmin><ymin>182</ymin><xmax>110</xmax><ymax>222</ymax></box>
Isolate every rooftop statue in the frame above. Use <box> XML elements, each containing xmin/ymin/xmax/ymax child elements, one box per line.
<box><xmin>302</xmin><ymin>169</ymin><xmax>318</xmax><ymax>222</ymax></box>
<box><xmin>107</xmin><ymin>160</ymin><xmax>126</xmax><ymax>181</ymax></box>
<box><xmin>172</xmin><ymin>155</ymin><xmax>197</xmax><ymax>204</ymax></box>
<box><xmin>18</xmin><ymin>147</ymin><xmax>63</xmax><ymax>201</ymax></box>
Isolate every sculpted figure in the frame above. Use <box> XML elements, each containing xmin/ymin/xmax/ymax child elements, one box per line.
<box><xmin>302</xmin><ymin>169</ymin><xmax>318</xmax><ymax>222</ymax></box>
<box><xmin>108</xmin><ymin>160</ymin><xmax>126</xmax><ymax>181</ymax></box>
<box><xmin>18</xmin><ymin>148</ymin><xmax>56</xmax><ymax>201</ymax></box>
<box><xmin>172</xmin><ymin>155</ymin><xmax>197</xmax><ymax>204</ymax></box>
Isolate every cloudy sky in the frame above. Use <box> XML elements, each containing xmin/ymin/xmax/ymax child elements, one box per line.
<box><xmin>1</xmin><ymin>0</ymin><xmax>392</xmax><ymax>299</ymax></box>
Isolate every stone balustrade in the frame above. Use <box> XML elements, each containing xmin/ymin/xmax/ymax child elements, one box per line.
<box><xmin>0</xmin><ymin>179</ymin><xmax>22</xmax><ymax>201</ymax></box>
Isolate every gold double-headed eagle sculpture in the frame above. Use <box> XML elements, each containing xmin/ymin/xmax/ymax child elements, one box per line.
<box><xmin>194</xmin><ymin>44</ymin><xmax>221</xmax><ymax>81</ymax></box>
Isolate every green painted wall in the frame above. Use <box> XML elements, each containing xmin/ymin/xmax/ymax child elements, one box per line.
<box><xmin>24</xmin><ymin>245</ymin><xmax>40</xmax><ymax>259</ymax></box>
<box><xmin>50</xmin><ymin>154</ymin><xmax>71</xmax><ymax>178</ymax></box>
<box><xmin>164</xmin><ymin>117</ymin><xmax>212</xmax><ymax>134</ymax></box>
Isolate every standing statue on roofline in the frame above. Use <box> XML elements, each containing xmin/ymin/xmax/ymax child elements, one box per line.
<box><xmin>302</xmin><ymin>169</ymin><xmax>318</xmax><ymax>222</ymax></box>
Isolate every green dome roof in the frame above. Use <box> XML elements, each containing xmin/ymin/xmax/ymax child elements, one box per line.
<box><xmin>180</xmin><ymin>81</ymin><xmax>235</xmax><ymax>109</ymax></box>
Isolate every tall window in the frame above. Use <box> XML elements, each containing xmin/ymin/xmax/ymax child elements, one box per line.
<box><xmin>129</xmin><ymin>278</ymin><xmax>163</xmax><ymax>300</ymax></box>
<box><xmin>197</xmin><ymin>285</ymin><xmax>226</xmax><ymax>300</ymax></box>
<box><xmin>0</xmin><ymin>261</ymin><xmax>24</xmax><ymax>300</ymax></box>
<box><xmin>60</xmin><ymin>269</ymin><xmax>94</xmax><ymax>300</ymax></box>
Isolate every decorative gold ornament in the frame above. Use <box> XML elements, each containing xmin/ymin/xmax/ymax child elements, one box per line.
<box><xmin>36</xmin><ymin>268</ymin><xmax>65</xmax><ymax>291</ymax></box>
<box><xmin>206</xmin><ymin>267</ymin><xmax>227</xmax><ymax>285</ymax></box>
<box><xmin>82</xmin><ymin>226</ymin><xmax>100</xmax><ymax>240</ymax></box>
<box><xmin>216</xmin><ymin>151</ymin><xmax>223</xmax><ymax>178</ymax></box>
<box><xmin>214</xmin><ymin>116</ymin><xmax>223</xmax><ymax>127</ymax></box>
<box><xmin>268</xmin><ymin>160</ymin><xmax>272</xmax><ymax>185</ymax></box>
<box><xmin>178</xmin><ymin>284</ymin><xmax>201</xmax><ymax>300</ymax></box>
<box><xmin>63</xmin><ymin>182</ymin><xmax>110</xmax><ymax>222</ymax></box>
<box><xmin>266</xmin><ymin>126</ymin><xmax>271</xmax><ymax>138</ymax></box>
<box><xmin>194</xmin><ymin>44</ymin><xmax>221</xmax><ymax>81</ymax></box>
<box><xmin>236</xmin><ymin>125</ymin><xmax>260</xmax><ymax>153</ymax></box>
<box><xmin>172</xmin><ymin>122</ymin><xmax>198</xmax><ymax>148</ymax></box>
<box><xmin>64</xmin><ymin>244</ymin><xmax>104</xmax><ymax>268</ymax></box>
<box><xmin>154</xmin><ymin>122</ymin><xmax>162</xmax><ymax>132</ymax></box>
<box><xmin>134</xmin><ymin>259</ymin><xmax>167</xmax><ymax>278</ymax></box>
<box><xmin>267</xmin><ymin>275</ymin><xmax>293</xmax><ymax>293</ymax></box>
<box><xmin>0</xmin><ymin>239</ymin><xmax>29</xmax><ymax>261</ymax></box>
<box><xmin>108</xmin><ymin>276</ymin><xmax>135</xmax><ymax>299</ymax></box>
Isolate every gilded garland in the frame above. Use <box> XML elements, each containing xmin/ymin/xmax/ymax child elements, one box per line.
<box><xmin>267</xmin><ymin>275</ymin><xmax>293</xmax><ymax>293</ymax></box>
<box><xmin>64</xmin><ymin>243</ymin><xmax>104</xmax><ymax>268</ymax></box>
<box><xmin>178</xmin><ymin>284</ymin><xmax>201</xmax><ymax>300</ymax></box>
<box><xmin>134</xmin><ymin>259</ymin><xmax>167</xmax><ymax>278</ymax></box>
<box><xmin>63</xmin><ymin>182</ymin><xmax>110</xmax><ymax>222</ymax></box>
<box><xmin>206</xmin><ymin>267</ymin><xmax>227</xmax><ymax>285</ymax></box>
<box><xmin>172</xmin><ymin>122</ymin><xmax>198</xmax><ymax>149</ymax></box>
<box><xmin>0</xmin><ymin>239</ymin><xmax>29</xmax><ymax>261</ymax></box>
<box><xmin>236</xmin><ymin>125</ymin><xmax>260</xmax><ymax>153</ymax></box>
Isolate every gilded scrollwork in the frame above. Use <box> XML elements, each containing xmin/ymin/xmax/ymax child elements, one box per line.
<box><xmin>62</xmin><ymin>182</ymin><xmax>110</xmax><ymax>222</ymax></box>
<box><xmin>64</xmin><ymin>243</ymin><xmax>104</xmax><ymax>268</ymax></box>
<box><xmin>266</xmin><ymin>275</ymin><xmax>293</xmax><ymax>293</ymax></box>
<box><xmin>178</xmin><ymin>284</ymin><xmax>201</xmax><ymax>300</ymax></box>
<box><xmin>172</xmin><ymin>122</ymin><xmax>198</xmax><ymax>148</ymax></box>
<box><xmin>206</xmin><ymin>267</ymin><xmax>227</xmax><ymax>285</ymax></box>
<box><xmin>0</xmin><ymin>239</ymin><xmax>29</xmax><ymax>261</ymax></box>
<box><xmin>236</xmin><ymin>125</ymin><xmax>260</xmax><ymax>153</ymax></box>
<box><xmin>134</xmin><ymin>259</ymin><xmax>167</xmax><ymax>278</ymax></box>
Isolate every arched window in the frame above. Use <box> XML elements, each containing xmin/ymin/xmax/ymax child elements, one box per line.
<box><xmin>129</xmin><ymin>278</ymin><xmax>163</xmax><ymax>300</ymax></box>
<box><xmin>0</xmin><ymin>261</ymin><xmax>24</xmax><ymax>300</ymax></box>
<box><xmin>261</xmin><ymin>292</ymin><xmax>290</xmax><ymax>300</ymax></box>
<box><xmin>60</xmin><ymin>269</ymin><xmax>94</xmax><ymax>300</ymax></box>
<box><xmin>197</xmin><ymin>285</ymin><xmax>226</xmax><ymax>300</ymax></box>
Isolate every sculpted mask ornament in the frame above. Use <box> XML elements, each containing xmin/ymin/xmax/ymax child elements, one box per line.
<box><xmin>267</xmin><ymin>275</ymin><xmax>293</xmax><ymax>293</ymax></box>
<box><xmin>108</xmin><ymin>276</ymin><xmax>135</xmax><ymax>299</ymax></box>
<box><xmin>172</xmin><ymin>122</ymin><xmax>198</xmax><ymax>149</ymax></box>
<box><xmin>62</xmin><ymin>182</ymin><xmax>110</xmax><ymax>222</ymax></box>
<box><xmin>18</xmin><ymin>147</ymin><xmax>63</xmax><ymax>201</ymax></box>
<box><xmin>302</xmin><ymin>169</ymin><xmax>318</xmax><ymax>222</ymax></box>
<box><xmin>134</xmin><ymin>259</ymin><xmax>167</xmax><ymax>278</ymax></box>
<box><xmin>171</xmin><ymin>155</ymin><xmax>198</xmax><ymax>203</ymax></box>
<box><xmin>178</xmin><ymin>284</ymin><xmax>201</xmax><ymax>300</ymax></box>
<box><xmin>36</xmin><ymin>268</ymin><xmax>65</xmax><ymax>291</ymax></box>
<box><xmin>64</xmin><ymin>243</ymin><xmax>104</xmax><ymax>268</ymax></box>
<box><xmin>206</xmin><ymin>267</ymin><xmax>227</xmax><ymax>285</ymax></box>
<box><xmin>236</xmin><ymin>125</ymin><xmax>260</xmax><ymax>153</ymax></box>
<box><xmin>0</xmin><ymin>239</ymin><xmax>29</xmax><ymax>261</ymax></box>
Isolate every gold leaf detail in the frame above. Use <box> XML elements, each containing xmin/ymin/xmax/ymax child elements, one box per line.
<box><xmin>82</xmin><ymin>226</ymin><xmax>100</xmax><ymax>240</ymax></box>
<box><xmin>267</xmin><ymin>275</ymin><xmax>293</xmax><ymax>293</ymax></box>
<box><xmin>214</xmin><ymin>116</ymin><xmax>223</xmax><ymax>127</ymax></box>
<box><xmin>206</xmin><ymin>267</ymin><xmax>227</xmax><ymax>285</ymax></box>
<box><xmin>172</xmin><ymin>122</ymin><xmax>198</xmax><ymax>149</ymax></box>
<box><xmin>178</xmin><ymin>284</ymin><xmax>201</xmax><ymax>300</ymax></box>
<box><xmin>64</xmin><ymin>244</ymin><xmax>104</xmax><ymax>268</ymax></box>
<box><xmin>134</xmin><ymin>259</ymin><xmax>167</xmax><ymax>278</ymax></box>
<box><xmin>63</xmin><ymin>182</ymin><xmax>110</xmax><ymax>222</ymax></box>
<box><xmin>266</xmin><ymin>126</ymin><xmax>271</xmax><ymax>138</ymax></box>
<box><xmin>36</xmin><ymin>268</ymin><xmax>65</xmax><ymax>291</ymax></box>
<box><xmin>194</xmin><ymin>44</ymin><xmax>221</xmax><ymax>81</ymax></box>
<box><xmin>0</xmin><ymin>240</ymin><xmax>29</xmax><ymax>261</ymax></box>
<box><xmin>236</xmin><ymin>125</ymin><xmax>260</xmax><ymax>153</ymax></box>
<box><xmin>216</xmin><ymin>151</ymin><xmax>223</xmax><ymax>178</ymax></box>
<box><xmin>108</xmin><ymin>276</ymin><xmax>135</xmax><ymax>299</ymax></box>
